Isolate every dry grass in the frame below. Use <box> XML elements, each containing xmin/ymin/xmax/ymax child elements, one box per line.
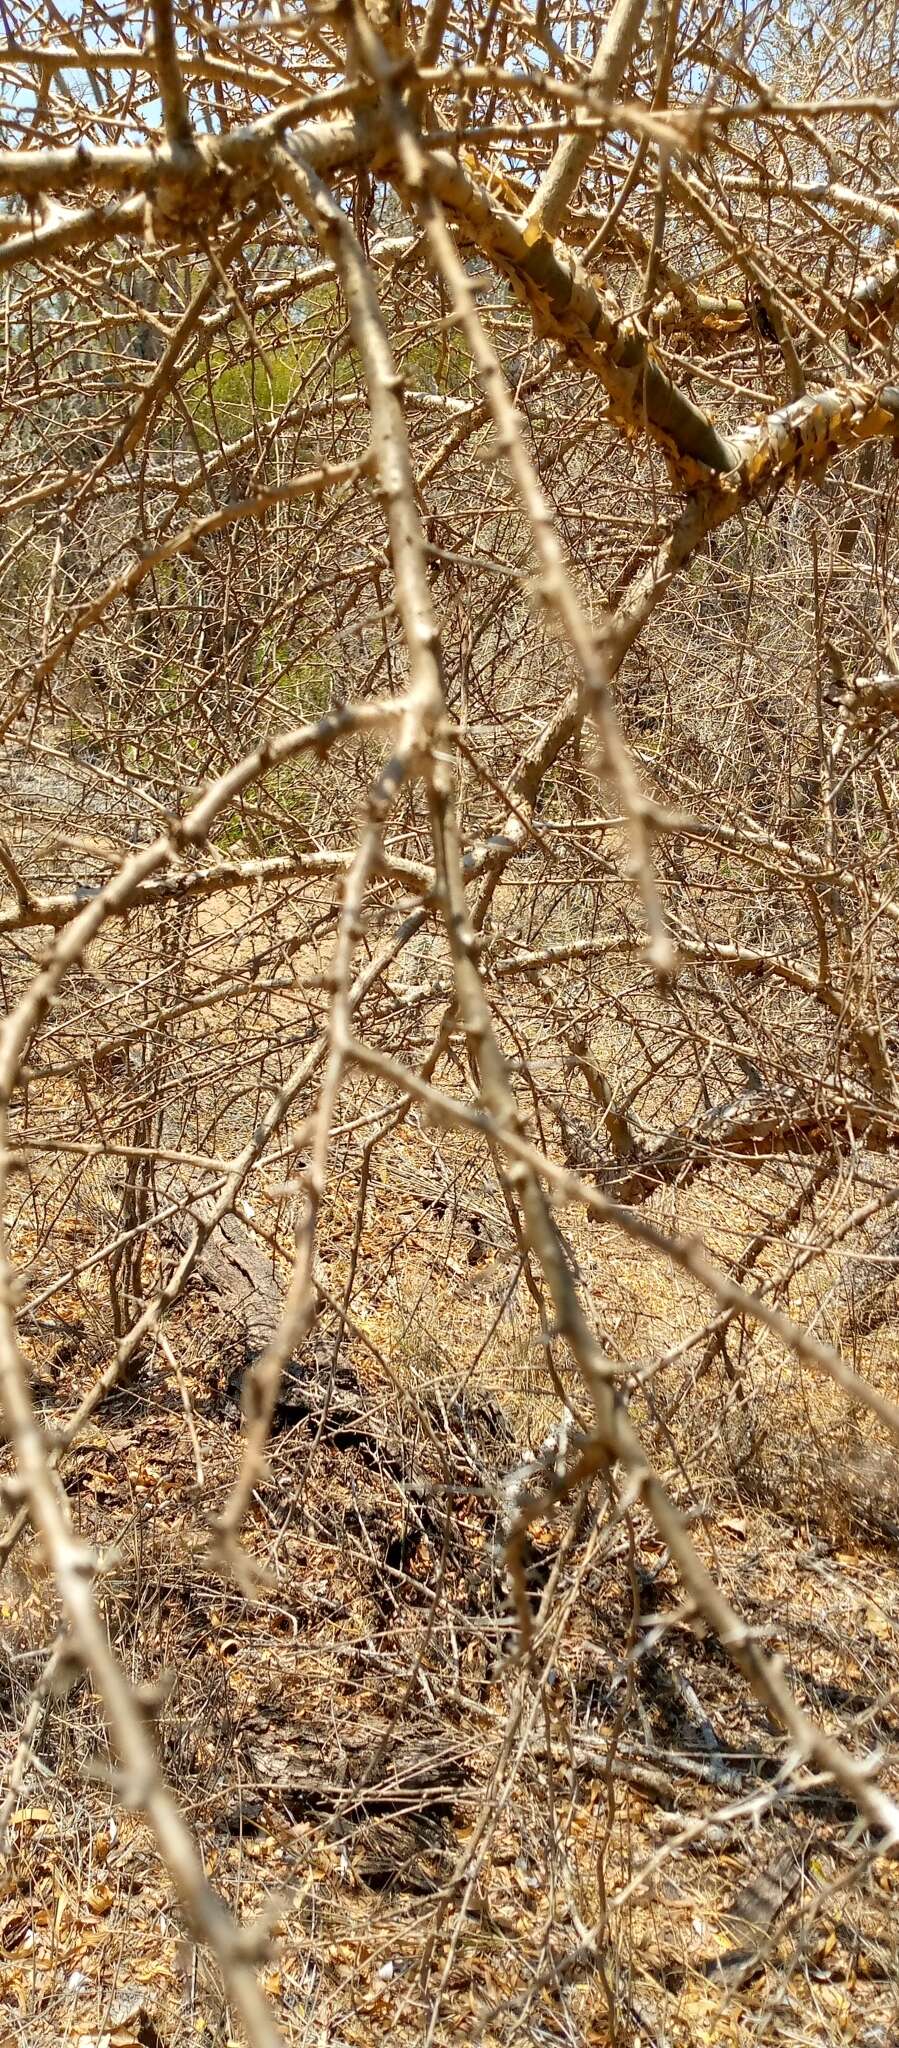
<box><xmin>3</xmin><ymin>1090</ymin><xmax>899</xmax><ymax>2046</ymax></box>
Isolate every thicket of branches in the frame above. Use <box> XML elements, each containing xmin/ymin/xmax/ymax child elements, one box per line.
<box><xmin>3</xmin><ymin>0</ymin><xmax>899</xmax><ymax>2039</ymax></box>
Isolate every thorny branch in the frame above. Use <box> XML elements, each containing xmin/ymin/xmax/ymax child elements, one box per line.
<box><xmin>4</xmin><ymin>0</ymin><xmax>899</xmax><ymax>2038</ymax></box>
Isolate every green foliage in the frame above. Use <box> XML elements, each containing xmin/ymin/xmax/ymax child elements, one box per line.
<box><xmin>209</xmin><ymin>637</ymin><xmax>335</xmax><ymax>854</ymax></box>
<box><xmin>186</xmin><ymin>350</ymin><xmax>301</xmax><ymax>443</ymax></box>
<box><xmin>213</xmin><ymin>755</ymin><xmax>321</xmax><ymax>854</ymax></box>
<box><xmin>253</xmin><ymin>631</ymin><xmax>332</xmax><ymax>720</ymax></box>
<box><xmin>405</xmin><ymin>328</ymin><xmax>470</xmax><ymax>396</ymax></box>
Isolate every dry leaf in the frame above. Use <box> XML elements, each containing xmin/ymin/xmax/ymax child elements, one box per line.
<box><xmin>719</xmin><ymin>1515</ymin><xmax>747</xmax><ymax>1538</ymax></box>
<box><xmin>84</xmin><ymin>1884</ymin><xmax>115</xmax><ymax>1916</ymax></box>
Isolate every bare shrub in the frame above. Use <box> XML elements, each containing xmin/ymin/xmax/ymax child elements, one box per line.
<box><xmin>3</xmin><ymin>2</ymin><xmax>899</xmax><ymax>2041</ymax></box>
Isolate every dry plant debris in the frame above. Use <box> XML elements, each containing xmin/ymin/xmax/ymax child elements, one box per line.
<box><xmin>2</xmin><ymin>0</ymin><xmax>899</xmax><ymax>2041</ymax></box>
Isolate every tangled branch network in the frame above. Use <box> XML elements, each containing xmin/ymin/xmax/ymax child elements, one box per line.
<box><xmin>3</xmin><ymin>0</ymin><xmax>899</xmax><ymax>2036</ymax></box>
